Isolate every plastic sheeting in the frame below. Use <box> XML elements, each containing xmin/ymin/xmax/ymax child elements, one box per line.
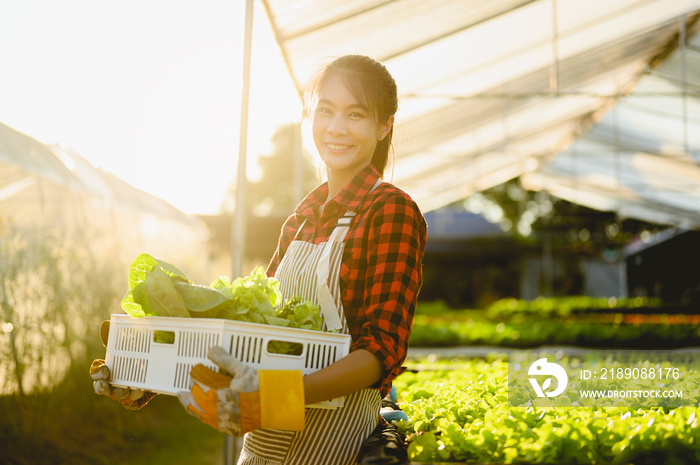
<box><xmin>0</xmin><ymin>122</ymin><xmax>210</xmax><ymax>274</ymax></box>
<box><xmin>261</xmin><ymin>0</ymin><xmax>700</xmax><ymax>228</ymax></box>
<box><xmin>521</xmin><ymin>30</ymin><xmax>700</xmax><ymax>228</ymax></box>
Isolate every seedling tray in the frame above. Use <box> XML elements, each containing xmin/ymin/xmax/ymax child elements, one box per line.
<box><xmin>104</xmin><ymin>314</ymin><xmax>351</xmax><ymax>408</ymax></box>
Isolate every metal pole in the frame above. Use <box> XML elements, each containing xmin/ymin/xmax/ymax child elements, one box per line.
<box><xmin>679</xmin><ymin>15</ymin><xmax>689</xmax><ymax>155</ymax></box>
<box><xmin>226</xmin><ymin>0</ymin><xmax>255</xmax><ymax>462</ymax></box>
<box><xmin>549</xmin><ymin>0</ymin><xmax>559</xmax><ymax>94</ymax></box>
<box><xmin>613</xmin><ymin>85</ymin><xmax>621</xmax><ymax>191</ymax></box>
<box><xmin>293</xmin><ymin>122</ymin><xmax>303</xmax><ymax>205</ymax></box>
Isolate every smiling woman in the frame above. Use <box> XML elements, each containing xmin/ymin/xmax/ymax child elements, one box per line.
<box><xmin>175</xmin><ymin>54</ymin><xmax>427</xmax><ymax>465</ymax></box>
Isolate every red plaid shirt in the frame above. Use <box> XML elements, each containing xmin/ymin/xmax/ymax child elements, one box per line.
<box><xmin>267</xmin><ymin>165</ymin><xmax>427</xmax><ymax>397</ymax></box>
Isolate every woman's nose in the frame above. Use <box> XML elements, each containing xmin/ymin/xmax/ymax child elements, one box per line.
<box><xmin>327</xmin><ymin>114</ymin><xmax>347</xmax><ymax>135</ymax></box>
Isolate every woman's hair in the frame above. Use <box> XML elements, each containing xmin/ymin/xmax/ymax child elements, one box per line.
<box><xmin>304</xmin><ymin>55</ymin><xmax>398</xmax><ymax>176</ymax></box>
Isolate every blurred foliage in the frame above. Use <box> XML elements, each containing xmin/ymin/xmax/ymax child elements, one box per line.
<box><xmin>485</xmin><ymin>295</ymin><xmax>663</xmax><ymax>319</ymax></box>
<box><xmin>0</xmin><ymin>218</ymin><xmax>223</xmax><ymax>464</ymax></box>
<box><xmin>410</xmin><ymin>300</ymin><xmax>700</xmax><ymax>349</ymax></box>
<box><xmin>463</xmin><ymin>179</ymin><xmax>670</xmax><ymax>250</ymax></box>
<box><xmin>223</xmin><ymin>122</ymin><xmax>319</xmax><ymax>217</ymax></box>
<box><xmin>430</xmin><ymin>178</ymin><xmax>685</xmax><ymax>309</ymax></box>
<box><xmin>0</xmin><ymin>219</ymin><xmax>123</xmax><ymax>396</ymax></box>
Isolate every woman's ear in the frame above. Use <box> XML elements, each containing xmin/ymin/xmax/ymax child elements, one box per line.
<box><xmin>378</xmin><ymin>115</ymin><xmax>395</xmax><ymax>140</ymax></box>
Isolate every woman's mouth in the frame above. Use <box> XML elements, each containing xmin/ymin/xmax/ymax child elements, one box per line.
<box><xmin>326</xmin><ymin>143</ymin><xmax>352</xmax><ymax>151</ymax></box>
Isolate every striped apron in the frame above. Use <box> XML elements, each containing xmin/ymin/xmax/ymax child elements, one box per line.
<box><xmin>238</xmin><ymin>181</ymin><xmax>383</xmax><ymax>465</ymax></box>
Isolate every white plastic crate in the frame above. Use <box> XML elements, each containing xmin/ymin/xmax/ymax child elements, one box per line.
<box><xmin>104</xmin><ymin>314</ymin><xmax>352</xmax><ymax>408</ymax></box>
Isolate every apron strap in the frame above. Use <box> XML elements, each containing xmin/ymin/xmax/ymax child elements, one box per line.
<box><xmin>316</xmin><ymin>178</ymin><xmax>383</xmax><ymax>331</ymax></box>
<box><xmin>316</xmin><ymin>211</ymin><xmax>355</xmax><ymax>330</ymax></box>
<box><xmin>292</xmin><ymin>219</ymin><xmax>307</xmax><ymax>241</ymax></box>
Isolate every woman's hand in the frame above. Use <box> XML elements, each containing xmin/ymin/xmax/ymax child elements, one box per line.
<box><xmin>89</xmin><ymin>320</ymin><xmax>156</xmax><ymax>410</ymax></box>
<box><xmin>177</xmin><ymin>346</ymin><xmax>305</xmax><ymax>435</ymax></box>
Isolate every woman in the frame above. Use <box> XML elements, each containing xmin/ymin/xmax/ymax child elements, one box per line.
<box><xmin>229</xmin><ymin>54</ymin><xmax>427</xmax><ymax>464</ymax></box>
<box><xmin>95</xmin><ymin>54</ymin><xmax>427</xmax><ymax>463</ymax></box>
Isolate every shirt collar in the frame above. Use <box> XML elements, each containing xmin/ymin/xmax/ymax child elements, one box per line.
<box><xmin>295</xmin><ymin>164</ymin><xmax>382</xmax><ymax>220</ymax></box>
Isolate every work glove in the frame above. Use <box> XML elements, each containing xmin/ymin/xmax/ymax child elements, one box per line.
<box><xmin>89</xmin><ymin>320</ymin><xmax>156</xmax><ymax>410</ymax></box>
<box><xmin>177</xmin><ymin>345</ymin><xmax>305</xmax><ymax>436</ymax></box>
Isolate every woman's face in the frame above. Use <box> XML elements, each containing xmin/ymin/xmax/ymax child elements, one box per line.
<box><xmin>312</xmin><ymin>73</ymin><xmax>392</xmax><ymax>181</ymax></box>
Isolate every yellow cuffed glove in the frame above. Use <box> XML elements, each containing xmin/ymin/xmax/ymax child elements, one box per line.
<box><xmin>177</xmin><ymin>345</ymin><xmax>305</xmax><ymax>436</ymax></box>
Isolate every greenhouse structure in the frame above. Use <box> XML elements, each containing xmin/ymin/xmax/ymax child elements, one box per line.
<box><xmin>261</xmin><ymin>0</ymin><xmax>700</xmax><ymax>228</ymax></box>
<box><xmin>0</xmin><ymin>122</ymin><xmax>210</xmax><ymax>274</ymax></box>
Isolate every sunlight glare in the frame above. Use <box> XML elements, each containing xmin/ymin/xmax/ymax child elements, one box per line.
<box><xmin>0</xmin><ymin>1</ymin><xmax>304</xmax><ymax>215</ymax></box>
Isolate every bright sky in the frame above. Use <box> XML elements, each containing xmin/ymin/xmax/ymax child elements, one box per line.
<box><xmin>0</xmin><ymin>0</ymin><xmax>305</xmax><ymax>215</ymax></box>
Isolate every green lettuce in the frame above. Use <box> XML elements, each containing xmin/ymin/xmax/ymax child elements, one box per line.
<box><xmin>121</xmin><ymin>255</ymin><xmax>189</xmax><ymax>318</ymax></box>
<box><xmin>142</xmin><ymin>266</ymin><xmax>189</xmax><ymax>317</ymax></box>
<box><xmin>120</xmin><ymin>254</ymin><xmax>324</xmax><ymax>340</ymax></box>
<box><xmin>174</xmin><ymin>281</ymin><xmax>229</xmax><ymax>318</ymax></box>
<box><xmin>278</xmin><ymin>296</ymin><xmax>323</xmax><ymax>331</ymax></box>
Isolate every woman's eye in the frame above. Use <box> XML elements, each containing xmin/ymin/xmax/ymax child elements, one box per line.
<box><xmin>349</xmin><ymin>112</ymin><xmax>365</xmax><ymax>118</ymax></box>
<box><xmin>316</xmin><ymin>107</ymin><xmax>331</xmax><ymax>114</ymax></box>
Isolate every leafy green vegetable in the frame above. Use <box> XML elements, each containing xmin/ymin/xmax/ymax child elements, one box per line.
<box><xmin>278</xmin><ymin>296</ymin><xmax>323</xmax><ymax>331</ymax></box>
<box><xmin>394</xmin><ymin>356</ymin><xmax>700</xmax><ymax>464</ymax></box>
<box><xmin>142</xmin><ymin>266</ymin><xmax>189</xmax><ymax>318</ymax></box>
<box><xmin>214</xmin><ymin>267</ymin><xmax>280</xmax><ymax>324</ymax></box>
<box><xmin>122</xmin><ymin>253</ymin><xmax>190</xmax><ymax>318</ymax></box>
<box><xmin>127</xmin><ymin>253</ymin><xmax>188</xmax><ymax>291</ymax></box>
<box><xmin>121</xmin><ymin>288</ymin><xmax>144</xmax><ymax>318</ymax></box>
<box><xmin>120</xmin><ymin>254</ymin><xmax>324</xmax><ymax>340</ymax></box>
<box><xmin>173</xmin><ymin>282</ymin><xmax>228</xmax><ymax>316</ymax></box>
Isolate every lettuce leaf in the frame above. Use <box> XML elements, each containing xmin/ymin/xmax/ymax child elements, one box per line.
<box><xmin>263</xmin><ymin>315</ymin><xmax>293</xmax><ymax>327</ymax></box>
<box><xmin>122</xmin><ymin>253</ymin><xmax>191</xmax><ymax>317</ymax></box>
<box><xmin>279</xmin><ymin>296</ymin><xmax>323</xmax><ymax>331</ymax></box>
<box><xmin>121</xmin><ymin>289</ymin><xmax>144</xmax><ymax>318</ymax></box>
<box><xmin>142</xmin><ymin>266</ymin><xmax>189</xmax><ymax>317</ymax></box>
<box><xmin>127</xmin><ymin>253</ymin><xmax>188</xmax><ymax>291</ymax></box>
<box><xmin>174</xmin><ymin>282</ymin><xmax>229</xmax><ymax>316</ymax></box>
<box><xmin>210</xmin><ymin>276</ymin><xmax>234</xmax><ymax>299</ymax></box>
<box><xmin>120</xmin><ymin>256</ymin><xmax>324</xmax><ymax>334</ymax></box>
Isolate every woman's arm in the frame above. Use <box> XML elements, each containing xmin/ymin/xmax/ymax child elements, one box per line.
<box><xmin>348</xmin><ymin>193</ymin><xmax>427</xmax><ymax>396</ymax></box>
<box><xmin>302</xmin><ymin>349</ymin><xmax>382</xmax><ymax>405</ymax></box>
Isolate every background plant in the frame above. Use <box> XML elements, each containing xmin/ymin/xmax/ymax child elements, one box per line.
<box><xmin>0</xmin><ymin>220</ymin><xmax>123</xmax><ymax>396</ymax></box>
<box><xmin>0</xmin><ymin>219</ymin><xmax>225</xmax><ymax>464</ymax></box>
<box><xmin>410</xmin><ymin>301</ymin><xmax>700</xmax><ymax>349</ymax></box>
<box><xmin>394</xmin><ymin>356</ymin><xmax>700</xmax><ymax>464</ymax></box>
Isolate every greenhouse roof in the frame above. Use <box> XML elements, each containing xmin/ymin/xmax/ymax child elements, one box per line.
<box><xmin>0</xmin><ymin>122</ymin><xmax>199</xmax><ymax>226</ymax></box>
<box><xmin>261</xmin><ymin>0</ymin><xmax>700</xmax><ymax>228</ymax></box>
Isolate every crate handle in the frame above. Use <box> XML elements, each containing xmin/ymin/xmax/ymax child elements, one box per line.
<box><xmin>265</xmin><ymin>339</ymin><xmax>304</xmax><ymax>357</ymax></box>
<box><xmin>153</xmin><ymin>330</ymin><xmax>176</xmax><ymax>345</ymax></box>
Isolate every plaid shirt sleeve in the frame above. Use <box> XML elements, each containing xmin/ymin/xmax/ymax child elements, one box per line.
<box><xmin>350</xmin><ymin>192</ymin><xmax>427</xmax><ymax>394</ymax></box>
